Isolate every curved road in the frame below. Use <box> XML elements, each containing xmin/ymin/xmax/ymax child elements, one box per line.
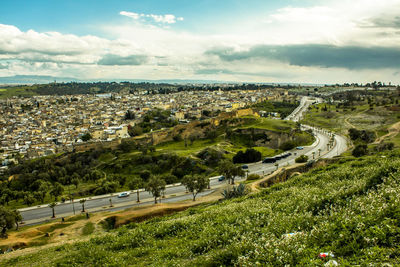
<box><xmin>19</xmin><ymin>96</ymin><xmax>347</xmax><ymax>225</ymax></box>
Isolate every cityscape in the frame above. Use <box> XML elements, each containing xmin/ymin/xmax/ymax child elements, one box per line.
<box><xmin>1</xmin><ymin>0</ymin><xmax>400</xmax><ymax>266</ymax></box>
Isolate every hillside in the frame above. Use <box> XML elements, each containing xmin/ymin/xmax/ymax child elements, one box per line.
<box><xmin>2</xmin><ymin>151</ymin><xmax>399</xmax><ymax>266</ymax></box>
<box><xmin>1</xmin><ymin>116</ymin><xmax>312</xmax><ymax>210</ymax></box>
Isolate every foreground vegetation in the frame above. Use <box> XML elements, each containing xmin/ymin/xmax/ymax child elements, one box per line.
<box><xmin>2</xmin><ymin>150</ymin><xmax>399</xmax><ymax>266</ymax></box>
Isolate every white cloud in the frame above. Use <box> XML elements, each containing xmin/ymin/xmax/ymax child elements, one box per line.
<box><xmin>120</xmin><ymin>11</ymin><xmax>184</xmax><ymax>24</ymax></box>
<box><xmin>2</xmin><ymin>0</ymin><xmax>400</xmax><ymax>83</ymax></box>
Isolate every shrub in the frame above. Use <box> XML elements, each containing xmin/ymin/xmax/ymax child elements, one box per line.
<box><xmin>82</xmin><ymin>222</ymin><xmax>95</xmax><ymax>235</ymax></box>
<box><xmin>247</xmin><ymin>174</ymin><xmax>261</xmax><ymax>181</ymax></box>
<box><xmin>352</xmin><ymin>144</ymin><xmax>368</xmax><ymax>157</ymax></box>
<box><xmin>348</xmin><ymin>128</ymin><xmax>375</xmax><ymax>143</ymax></box>
<box><xmin>375</xmin><ymin>142</ymin><xmax>395</xmax><ymax>152</ymax></box>
<box><xmin>295</xmin><ymin>155</ymin><xmax>309</xmax><ymax>163</ymax></box>
<box><xmin>279</xmin><ymin>140</ymin><xmax>297</xmax><ymax>151</ymax></box>
<box><xmin>233</xmin><ymin>148</ymin><xmax>261</xmax><ymax>163</ymax></box>
<box><xmin>221</xmin><ymin>183</ymin><xmax>248</xmax><ymax>199</ymax></box>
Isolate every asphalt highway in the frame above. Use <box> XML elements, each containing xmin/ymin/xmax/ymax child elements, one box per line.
<box><xmin>19</xmin><ymin>96</ymin><xmax>347</xmax><ymax>225</ymax></box>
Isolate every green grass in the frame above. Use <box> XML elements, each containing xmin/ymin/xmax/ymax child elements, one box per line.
<box><xmin>156</xmin><ymin>137</ymin><xmax>222</xmax><ymax>157</ymax></box>
<box><xmin>392</xmin><ymin>133</ymin><xmax>400</xmax><ymax>147</ymax></box>
<box><xmin>82</xmin><ymin>222</ymin><xmax>95</xmax><ymax>235</ymax></box>
<box><xmin>43</xmin><ymin>223</ymin><xmax>73</xmax><ymax>233</ymax></box>
<box><xmin>98</xmin><ymin>152</ymin><xmax>115</xmax><ymax>163</ymax></box>
<box><xmin>240</xmin><ymin>116</ymin><xmax>295</xmax><ymax>132</ymax></box>
<box><xmin>301</xmin><ymin>102</ymin><xmax>399</xmax><ymax>136</ymax></box>
<box><xmin>0</xmin><ymin>86</ymin><xmax>37</xmax><ymax>98</ymax></box>
<box><xmin>4</xmin><ymin>151</ymin><xmax>400</xmax><ymax>266</ymax></box>
<box><xmin>253</xmin><ymin>146</ymin><xmax>279</xmax><ymax>158</ymax></box>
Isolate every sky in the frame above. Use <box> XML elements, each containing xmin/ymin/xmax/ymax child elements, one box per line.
<box><xmin>1</xmin><ymin>0</ymin><xmax>400</xmax><ymax>84</ymax></box>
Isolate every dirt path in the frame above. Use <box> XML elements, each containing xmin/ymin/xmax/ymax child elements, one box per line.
<box><xmin>344</xmin><ymin>115</ymin><xmax>356</xmax><ymax>129</ymax></box>
<box><xmin>374</xmin><ymin>121</ymin><xmax>400</xmax><ymax>144</ymax></box>
<box><xmin>249</xmin><ymin>163</ymin><xmax>305</xmax><ymax>192</ymax></box>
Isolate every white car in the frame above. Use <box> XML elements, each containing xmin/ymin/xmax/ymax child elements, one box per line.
<box><xmin>118</xmin><ymin>192</ymin><xmax>130</xmax><ymax>198</ymax></box>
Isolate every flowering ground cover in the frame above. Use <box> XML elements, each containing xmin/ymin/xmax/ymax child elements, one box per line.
<box><xmin>2</xmin><ymin>151</ymin><xmax>400</xmax><ymax>266</ymax></box>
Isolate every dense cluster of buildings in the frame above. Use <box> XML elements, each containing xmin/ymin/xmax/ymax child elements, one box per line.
<box><xmin>0</xmin><ymin>88</ymin><xmax>287</xmax><ymax>170</ymax></box>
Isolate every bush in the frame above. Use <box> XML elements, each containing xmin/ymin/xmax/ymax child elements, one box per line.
<box><xmin>375</xmin><ymin>142</ymin><xmax>395</xmax><ymax>152</ymax></box>
<box><xmin>279</xmin><ymin>141</ymin><xmax>296</xmax><ymax>151</ymax></box>
<box><xmin>197</xmin><ymin>148</ymin><xmax>224</xmax><ymax>167</ymax></box>
<box><xmin>173</xmin><ymin>134</ymin><xmax>183</xmax><ymax>142</ymax></box>
<box><xmin>352</xmin><ymin>144</ymin><xmax>368</xmax><ymax>157</ymax></box>
<box><xmin>233</xmin><ymin>148</ymin><xmax>261</xmax><ymax>163</ymax></box>
<box><xmin>82</xmin><ymin>222</ymin><xmax>95</xmax><ymax>235</ymax></box>
<box><xmin>348</xmin><ymin>128</ymin><xmax>375</xmax><ymax>143</ymax></box>
<box><xmin>246</xmin><ymin>174</ymin><xmax>261</xmax><ymax>181</ymax></box>
<box><xmin>295</xmin><ymin>155</ymin><xmax>309</xmax><ymax>163</ymax></box>
<box><xmin>221</xmin><ymin>183</ymin><xmax>248</xmax><ymax>199</ymax></box>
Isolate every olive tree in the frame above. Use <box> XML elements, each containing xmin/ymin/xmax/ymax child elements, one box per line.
<box><xmin>218</xmin><ymin>160</ymin><xmax>245</xmax><ymax>185</ymax></box>
<box><xmin>128</xmin><ymin>177</ymin><xmax>144</xmax><ymax>202</ymax></box>
<box><xmin>0</xmin><ymin>206</ymin><xmax>22</xmax><ymax>237</ymax></box>
<box><xmin>182</xmin><ymin>174</ymin><xmax>209</xmax><ymax>201</ymax></box>
<box><xmin>145</xmin><ymin>176</ymin><xmax>166</xmax><ymax>204</ymax></box>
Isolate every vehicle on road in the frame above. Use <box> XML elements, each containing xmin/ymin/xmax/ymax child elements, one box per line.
<box><xmin>296</xmin><ymin>146</ymin><xmax>304</xmax><ymax>150</ymax></box>
<box><xmin>218</xmin><ymin>175</ymin><xmax>225</xmax><ymax>181</ymax></box>
<box><xmin>262</xmin><ymin>157</ymin><xmax>276</xmax><ymax>163</ymax></box>
<box><xmin>241</xmin><ymin>165</ymin><xmax>249</xmax><ymax>169</ymax></box>
<box><xmin>118</xmin><ymin>192</ymin><xmax>130</xmax><ymax>198</ymax></box>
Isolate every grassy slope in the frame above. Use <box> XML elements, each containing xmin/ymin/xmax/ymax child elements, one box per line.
<box><xmin>0</xmin><ymin>86</ymin><xmax>37</xmax><ymax>98</ymax></box>
<box><xmin>301</xmin><ymin>103</ymin><xmax>400</xmax><ymax>137</ymax></box>
<box><xmin>3</xmin><ymin>151</ymin><xmax>400</xmax><ymax>266</ymax></box>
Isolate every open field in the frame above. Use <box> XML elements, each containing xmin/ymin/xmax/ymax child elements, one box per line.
<box><xmin>0</xmin><ymin>86</ymin><xmax>37</xmax><ymax>98</ymax></box>
<box><xmin>301</xmin><ymin>101</ymin><xmax>400</xmax><ymax>146</ymax></box>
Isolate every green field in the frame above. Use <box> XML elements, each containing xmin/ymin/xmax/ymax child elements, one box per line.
<box><xmin>156</xmin><ymin>137</ymin><xmax>222</xmax><ymax>157</ymax></box>
<box><xmin>240</xmin><ymin>116</ymin><xmax>295</xmax><ymax>132</ymax></box>
<box><xmin>301</xmin><ymin>102</ymin><xmax>399</xmax><ymax>137</ymax></box>
<box><xmin>3</xmin><ymin>151</ymin><xmax>400</xmax><ymax>266</ymax></box>
<box><xmin>0</xmin><ymin>86</ymin><xmax>37</xmax><ymax>98</ymax></box>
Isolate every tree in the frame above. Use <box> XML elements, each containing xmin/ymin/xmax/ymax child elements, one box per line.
<box><xmin>128</xmin><ymin>125</ymin><xmax>143</xmax><ymax>137</ymax></box>
<box><xmin>206</xmin><ymin>130</ymin><xmax>218</xmax><ymax>141</ymax></box>
<box><xmin>218</xmin><ymin>160</ymin><xmax>245</xmax><ymax>185</ymax></box>
<box><xmin>139</xmin><ymin>170</ymin><xmax>151</xmax><ymax>181</ymax></box>
<box><xmin>182</xmin><ymin>175</ymin><xmax>209</xmax><ymax>201</ymax></box>
<box><xmin>352</xmin><ymin>144</ymin><xmax>368</xmax><ymax>157</ymax></box>
<box><xmin>189</xmin><ymin>134</ymin><xmax>198</xmax><ymax>145</ymax></box>
<box><xmin>50</xmin><ymin>182</ymin><xmax>64</xmax><ymax>201</ymax></box>
<box><xmin>80</xmin><ymin>199</ymin><xmax>87</xmax><ymax>212</ymax></box>
<box><xmin>295</xmin><ymin>155</ymin><xmax>309</xmax><ymax>163</ymax></box>
<box><xmin>23</xmin><ymin>193</ymin><xmax>35</xmax><ymax>206</ymax></box>
<box><xmin>81</xmin><ymin>132</ymin><xmax>92</xmax><ymax>142</ymax></box>
<box><xmin>72</xmin><ymin>177</ymin><xmax>80</xmax><ymax>189</ymax></box>
<box><xmin>128</xmin><ymin>177</ymin><xmax>144</xmax><ymax>202</ymax></box>
<box><xmin>233</xmin><ymin>148</ymin><xmax>261</xmax><ymax>163</ymax></box>
<box><xmin>12</xmin><ymin>209</ymin><xmax>22</xmax><ymax>231</ymax></box>
<box><xmin>118</xmin><ymin>140</ymin><xmax>136</xmax><ymax>153</ymax></box>
<box><xmin>124</xmin><ymin>110</ymin><xmax>136</xmax><ymax>120</ymax></box>
<box><xmin>145</xmin><ymin>176</ymin><xmax>166</xmax><ymax>204</ymax></box>
<box><xmin>0</xmin><ymin>206</ymin><xmax>21</xmax><ymax>237</ymax></box>
<box><xmin>48</xmin><ymin>202</ymin><xmax>57</xmax><ymax>218</ymax></box>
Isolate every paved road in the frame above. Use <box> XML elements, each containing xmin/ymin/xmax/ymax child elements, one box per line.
<box><xmin>19</xmin><ymin>96</ymin><xmax>347</xmax><ymax>225</ymax></box>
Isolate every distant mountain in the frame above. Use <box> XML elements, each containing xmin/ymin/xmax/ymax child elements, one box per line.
<box><xmin>0</xmin><ymin>75</ymin><xmax>232</xmax><ymax>85</ymax></box>
<box><xmin>0</xmin><ymin>75</ymin><xmax>80</xmax><ymax>85</ymax></box>
<box><xmin>0</xmin><ymin>75</ymin><xmax>324</xmax><ymax>86</ymax></box>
